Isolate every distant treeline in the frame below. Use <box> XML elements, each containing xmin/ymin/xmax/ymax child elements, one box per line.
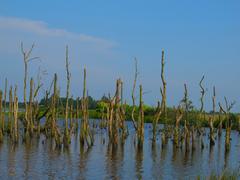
<box><xmin>2</xmin><ymin>94</ymin><xmax>239</xmax><ymax>129</ymax></box>
<box><xmin>35</xmin><ymin>95</ymin><xmax>239</xmax><ymax>130</ymax></box>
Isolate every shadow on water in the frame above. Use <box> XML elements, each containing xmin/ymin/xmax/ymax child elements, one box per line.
<box><xmin>78</xmin><ymin>145</ymin><xmax>92</xmax><ymax>180</ymax></box>
<box><xmin>0</xmin><ymin>120</ymin><xmax>240</xmax><ymax>179</ymax></box>
<box><xmin>105</xmin><ymin>143</ymin><xmax>122</xmax><ymax>180</ymax></box>
<box><xmin>135</xmin><ymin>146</ymin><xmax>143</xmax><ymax>179</ymax></box>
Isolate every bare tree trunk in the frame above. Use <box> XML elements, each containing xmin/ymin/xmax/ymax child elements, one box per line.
<box><xmin>161</xmin><ymin>50</ymin><xmax>167</xmax><ymax>122</ymax></box>
<box><xmin>0</xmin><ymin>91</ymin><xmax>3</xmax><ymax>143</ymax></box>
<box><xmin>184</xmin><ymin>120</ymin><xmax>190</xmax><ymax>152</ymax></box>
<box><xmin>13</xmin><ymin>86</ymin><xmax>18</xmax><ymax>143</ymax></box>
<box><xmin>131</xmin><ymin>58</ymin><xmax>138</xmax><ymax>130</ymax></box>
<box><xmin>173</xmin><ymin>106</ymin><xmax>183</xmax><ymax>147</ymax></box>
<box><xmin>29</xmin><ymin>78</ymin><xmax>34</xmax><ymax>135</ymax></box>
<box><xmin>8</xmin><ymin>86</ymin><xmax>13</xmax><ymax>135</ymax></box>
<box><xmin>80</xmin><ymin>68</ymin><xmax>93</xmax><ymax>148</ymax></box>
<box><xmin>152</xmin><ymin>101</ymin><xmax>162</xmax><ymax>142</ymax></box>
<box><xmin>64</xmin><ymin>45</ymin><xmax>71</xmax><ymax>146</ymax></box>
<box><xmin>137</xmin><ymin>85</ymin><xmax>144</xmax><ymax>148</ymax></box>
<box><xmin>219</xmin><ymin>98</ymin><xmax>235</xmax><ymax>153</ymax></box>
<box><xmin>119</xmin><ymin>80</ymin><xmax>127</xmax><ymax>141</ymax></box>
<box><xmin>112</xmin><ymin>79</ymin><xmax>121</xmax><ymax>145</ymax></box>
<box><xmin>160</xmin><ymin>50</ymin><xmax>168</xmax><ymax>147</ymax></box>
<box><xmin>21</xmin><ymin>43</ymin><xmax>39</xmax><ymax>141</ymax></box>
<box><xmin>198</xmin><ymin>77</ymin><xmax>206</xmax><ymax>149</ymax></box>
<box><xmin>3</xmin><ymin>78</ymin><xmax>7</xmax><ymax>133</ymax></box>
<box><xmin>182</xmin><ymin>84</ymin><xmax>191</xmax><ymax>151</ymax></box>
<box><xmin>76</xmin><ymin>97</ymin><xmax>79</xmax><ymax>132</ymax></box>
<box><xmin>209</xmin><ymin>86</ymin><xmax>216</xmax><ymax>146</ymax></box>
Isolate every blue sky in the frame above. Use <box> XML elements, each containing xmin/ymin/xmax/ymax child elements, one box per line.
<box><xmin>0</xmin><ymin>0</ymin><xmax>240</xmax><ymax>111</ymax></box>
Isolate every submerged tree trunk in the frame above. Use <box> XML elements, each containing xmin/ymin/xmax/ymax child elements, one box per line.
<box><xmin>13</xmin><ymin>86</ymin><xmax>18</xmax><ymax>144</ymax></box>
<box><xmin>219</xmin><ymin>98</ymin><xmax>235</xmax><ymax>153</ymax></box>
<box><xmin>8</xmin><ymin>86</ymin><xmax>13</xmax><ymax>135</ymax></box>
<box><xmin>137</xmin><ymin>85</ymin><xmax>144</xmax><ymax>148</ymax></box>
<box><xmin>80</xmin><ymin>68</ymin><xmax>93</xmax><ymax>148</ymax></box>
<box><xmin>173</xmin><ymin>106</ymin><xmax>183</xmax><ymax>147</ymax></box>
<box><xmin>152</xmin><ymin>101</ymin><xmax>162</xmax><ymax>142</ymax></box>
<box><xmin>64</xmin><ymin>46</ymin><xmax>71</xmax><ymax>147</ymax></box>
<box><xmin>0</xmin><ymin>91</ymin><xmax>3</xmax><ymax>143</ymax></box>
<box><xmin>209</xmin><ymin>86</ymin><xmax>216</xmax><ymax>147</ymax></box>
<box><xmin>119</xmin><ymin>81</ymin><xmax>128</xmax><ymax>141</ymax></box>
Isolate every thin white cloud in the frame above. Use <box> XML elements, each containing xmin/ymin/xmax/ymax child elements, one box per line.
<box><xmin>0</xmin><ymin>16</ymin><xmax>116</xmax><ymax>49</ymax></box>
<box><xmin>0</xmin><ymin>16</ymin><xmax>123</xmax><ymax>102</ymax></box>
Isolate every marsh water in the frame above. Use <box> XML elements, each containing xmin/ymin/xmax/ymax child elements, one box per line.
<box><xmin>0</xmin><ymin>119</ymin><xmax>240</xmax><ymax>179</ymax></box>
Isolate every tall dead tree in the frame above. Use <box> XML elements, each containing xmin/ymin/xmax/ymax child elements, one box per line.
<box><xmin>173</xmin><ymin>105</ymin><xmax>183</xmax><ymax>147</ymax></box>
<box><xmin>160</xmin><ymin>50</ymin><xmax>168</xmax><ymax>147</ymax></box>
<box><xmin>0</xmin><ymin>90</ymin><xmax>3</xmax><ymax>143</ymax></box>
<box><xmin>3</xmin><ymin>78</ymin><xmax>7</xmax><ymax>133</ymax></box>
<box><xmin>32</xmin><ymin>69</ymin><xmax>44</xmax><ymax>135</ymax></box>
<box><xmin>131</xmin><ymin>58</ymin><xmax>138</xmax><ymax>130</ymax></box>
<box><xmin>161</xmin><ymin>50</ymin><xmax>167</xmax><ymax>122</ymax></box>
<box><xmin>8</xmin><ymin>86</ymin><xmax>13</xmax><ymax>135</ymax></box>
<box><xmin>199</xmin><ymin>76</ymin><xmax>205</xmax><ymax>113</ymax></box>
<box><xmin>137</xmin><ymin>85</ymin><xmax>144</xmax><ymax>148</ymax></box>
<box><xmin>13</xmin><ymin>86</ymin><xmax>18</xmax><ymax>143</ymax></box>
<box><xmin>219</xmin><ymin>97</ymin><xmax>235</xmax><ymax>153</ymax></box>
<box><xmin>209</xmin><ymin>86</ymin><xmax>216</xmax><ymax>146</ymax></box>
<box><xmin>119</xmin><ymin>80</ymin><xmax>127</xmax><ymax>140</ymax></box>
<box><xmin>28</xmin><ymin>78</ymin><xmax>34</xmax><ymax>135</ymax></box>
<box><xmin>152</xmin><ymin>101</ymin><xmax>162</xmax><ymax>142</ymax></box>
<box><xmin>112</xmin><ymin>79</ymin><xmax>121</xmax><ymax>145</ymax></box>
<box><xmin>182</xmin><ymin>84</ymin><xmax>190</xmax><ymax>151</ymax></box>
<box><xmin>64</xmin><ymin>46</ymin><xmax>71</xmax><ymax>146</ymax></box>
<box><xmin>46</xmin><ymin>73</ymin><xmax>62</xmax><ymax>148</ymax></box>
<box><xmin>80</xmin><ymin>68</ymin><xmax>93</xmax><ymax>148</ymax></box>
<box><xmin>21</xmin><ymin>42</ymin><xmax>39</xmax><ymax>139</ymax></box>
<box><xmin>199</xmin><ymin>76</ymin><xmax>206</xmax><ymax>149</ymax></box>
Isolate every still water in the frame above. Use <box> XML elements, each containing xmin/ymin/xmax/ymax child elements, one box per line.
<box><xmin>0</xmin><ymin>120</ymin><xmax>240</xmax><ymax>179</ymax></box>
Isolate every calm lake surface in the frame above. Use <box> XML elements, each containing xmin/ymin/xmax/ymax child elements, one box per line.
<box><xmin>0</xmin><ymin>119</ymin><xmax>240</xmax><ymax>179</ymax></box>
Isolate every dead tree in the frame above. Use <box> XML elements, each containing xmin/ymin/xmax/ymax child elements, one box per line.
<box><xmin>0</xmin><ymin>90</ymin><xmax>3</xmax><ymax>143</ymax></box>
<box><xmin>8</xmin><ymin>86</ymin><xmax>13</xmax><ymax>135</ymax></box>
<box><xmin>131</xmin><ymin>58</ymin><xmax>138</xmax><ymax>130</ymax></box>
<box><xmin>13</xmin><ymin>86</ymin><xmax>18</xmax><ymax>143</ymax></box>
<box><xmin>198</xmin><ymin>76</ymin><xmax>206</xmax><ymax>149</ymax></box>
<box><xmin>161</xmin><ymin>50</ymin><xmax>167</xmax><ymax>122</ymax></box>
<box><xmin>64</xmin><ymin>45</ymin><xmax>71</xmax><ymax>146</ymax></box>
<box><xmin>32</xmin><ymin>70</ymin><xmax>44</xmax><ymax>135</ymax></box>
<box><xmin>152</xmin><ymin>101</ymin><xmax>162</xmax><ymax>142</ymax></box>
<box><xmin>137</xmin><ymin>85</ymin><xmax>144</xmax><ymax>148</ymax></box>
<box><xmin>209</xmin><ymin>86</ymin><xmax>216</xmax><ymax>146</ymax></box>
<box><xmin>119</xmin><ymin>80</ymin><xmax>127</xmax><ymax>141</ymax></box>
<box><xmin>21</xmin><ymin>42</ymin><xmax>39</xmax><ymax>139</ymax></box>
<box><xmin>173</xmin><ymin>105</ymin><xmax>183</xmax><ymax>147</ymax></box>
<box><xmin>112</xmin><ymin>79</ymin><xmax>121</xmax><ymax>145</ymax></box>
<box><xmin>199</xmin><ymin>76</ymin><xmax>205</xmax><ymax>113</ymax></box>
<box><xmin>160</xmin><ymin>50</ymin><xmax>168</xmax><ymax>147</ymax></box>
<box><xmin>182</xmin><ymin>84</ymin><xmax>190</xmax><ymax>151</ymax></box>
<box><xmin>3</xmin><ymin>78</ymin><xmax>7</xmax><ymax>133</ymax></box>
<box><xmin>28</xmin><ymin>78</ymin><xmax>34</xmax><ymax>135</ymax></box>
<box><xmin>219</xmin><ymin>97</ymin><xmax>235</xmax><ymax>153</ymax></box>
<box><xmin>45</xmin><ymin>73</ymin><xmax>62</xmax><ymax>148</ymax></box>
<box><xmin>152</xmin><ymin>51</ymin><xmax>167</xmax><ymax>142</ymax></box>
<box><xmin>80</xmin><ymin>68</ymin><xmax>93</xmax><ymax>148</ymax></box>
<box><xmin>106</xmin><ymin>79</ymin><xmax>123</xmax><ymax>146</ymax></box>
<box><xmin>107</xmin><ymin>94</ymin><xmax>115</xmax><ymax>143</ymax></box>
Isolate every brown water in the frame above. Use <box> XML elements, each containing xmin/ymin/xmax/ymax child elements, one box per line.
<box><xmin>0</xmin><ymin>120</ymin><xmax>240</xmax><ymax>179</ymax></box>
